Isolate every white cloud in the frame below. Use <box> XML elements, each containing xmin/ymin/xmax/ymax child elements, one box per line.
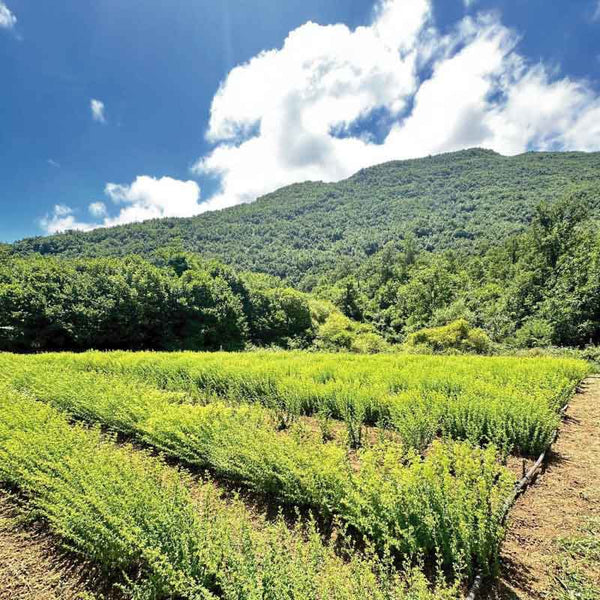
<box><xmin>90</xmin><ymin>99</ymin><xmax>106</xmax><ymax>123</ymax></box>
<box><xmin>593</xmin><ymin>1</ymin><xmax>600</xmax><ymax>22</ymax></box>
<box><xmin>463</xmin><ymin>0</ymin><xmax>477</xmax><ymax>8</ymax></box>
<box><xmin>195</xmin><ymin>0</ymin><xmax>430</xmax><ymax>210</ymax></box>
<box><xmin>40</xmin><ymin>176</ymin><xmax>203</xmax><ymax>234</ymax></box>
<box><xmin>40</xmin><ymin>205</ymin><xmax>95</xmax><ymax>234</ymax></box>
<box><xmin>38</xmin><ymin>0</ymin><xmax>600</xmax><ymax>234</ymax></box>
<box><xmin>47</xmin><ymin>159</ymin><xmax>60</xmax><ymax>168</ymax></box>
<box><xmin>88</xmin><ymin>202</ymin><xmax>107</xmax><ymax>218</ymax></box>
<box><xmin>0</xmin><ymin>2</ymin><xmax>16</xmax><ymax>29</ymax></box>
<box><xmin>191</xmin><ymin>0</ymin><xmax>600</xmax><ymax>211</ymax></box>
<box><xmin>101</xmin><ymin>176</ymin><xmax>202</xmax><ymax>226</ymax></box>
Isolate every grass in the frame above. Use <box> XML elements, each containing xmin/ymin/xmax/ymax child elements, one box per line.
<box><xmin>0</xmin><ymin>388</ymin><xmax>462</xmax><ymax>600</ymax></box>
<box><xmin>2</xmin><ymin>358</ymin><xmax>514</xmax><ymax>574</ymax></box>
<box><xmin>550</xmin><ymin>518</ymin><xmax>600</xmax><ymax>600</ymax></box>
<box><xmin>22</xmin><ymin>350</ymin><xmax>589</xmax><ymax>455</ymax></box>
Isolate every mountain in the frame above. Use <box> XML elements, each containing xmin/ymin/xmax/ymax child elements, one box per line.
<box><xmin>11</xmin><ymin>148</ymin><xmax>600</xmax><ymax>287</ymax></box>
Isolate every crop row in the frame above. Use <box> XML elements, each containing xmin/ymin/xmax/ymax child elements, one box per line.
<box><xmin>30</xmin><ymin>351</ymin><xmax>589</xmax><ymax>454</ymax></box>
<box><xmin>3</xmin><ymin>357</ymin><xmax>514</xmax><ymax>576</ymax></box>
<box><xmin>0</xmin><ymin>387</ymin><xmax>465</xmax><ymax>600</ymax></box>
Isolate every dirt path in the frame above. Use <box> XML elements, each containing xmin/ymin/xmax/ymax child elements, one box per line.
<box><xmin>0</xmin><ymin>492</ymin><xmax>116</xmax><ymax>600</ymax></box>
<box><xmin>483</xmin><ymin>376</ymin><xmax>600</xmax><ymax>599</ymax></box>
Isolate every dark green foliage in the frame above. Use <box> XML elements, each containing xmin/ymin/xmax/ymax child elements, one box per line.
<box><xmin>174</xmin><ymin>269</ymin><xmax>248</xmax><ymax>350</ymax></box>
<box><xmin>246</xmin><ymin>287</ymin><xmax>314</xmax><ymax>347</ymax></box>
<box><xmin>5</xmin><ymin>150</ymin><xmax>600</xmax><ymax>350</ymax></box>
<box><xmin>320</xmin><ymin>185</ymin><xmax>600</xmax><ymax>348</ymax></box>
<box><xmin>0</xmin><ymin>254</ymin><xmax>316</xmax><ymax>352</ymax></box>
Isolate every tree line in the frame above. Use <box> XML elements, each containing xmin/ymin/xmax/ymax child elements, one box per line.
<box><xmin>0</xmin><ymin>250</ymin><xmax>390</xmax><ymax>353</ymax></box>
<box><xmin>0</xmin><ymin>253</ymin><xmax>317</xmax><ymax>351</ymax></box>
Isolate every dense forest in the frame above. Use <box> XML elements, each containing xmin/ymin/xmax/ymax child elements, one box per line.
<box><xmin>0</xmin><ymin>251</ymin><xmax>385</xmax><ymax>353</ymax></box>
<box><xmin>4</xmin><ymin>149</ymin><xmax>600</xmax><ymax>352</ymax></box>
<box><xmin>11</xmin><ymin>149</ymin><xmax>600</xmax><ymax>288</ymax></box>
<box><xmin>318</xmin><ymin>186</ymin><xmax>600</xmax><ymax>348</ymax></box>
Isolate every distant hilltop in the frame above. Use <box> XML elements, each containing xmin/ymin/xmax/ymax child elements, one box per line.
<box><xmin>11</xmin><ymin>148</ymin><xmax>600</xmax><ymax>286</ymax></box>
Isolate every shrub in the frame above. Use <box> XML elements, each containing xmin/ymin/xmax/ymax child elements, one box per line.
<box><xmin>315</xmin><ymin>313</ymin><xmax>356</xmax><ymax>350</ymax></box>
<box><xmin>316</xmin><ymin>313</ymin><xmax>388</xmax><ymax>353</ymax></box>
<box><xmin>351</xmin><ymin>332</ymin><xmax>390</xmax><ymax>354</ymax></box>
<box><xmin>11</xmin><ymin>350</ymin><xmax>587</xmax><ymax>455</ymax></box>
<box><xmin>406</xmin><ymin>319</ymin><xmax>492</xmax><ymax>354</ymax></box>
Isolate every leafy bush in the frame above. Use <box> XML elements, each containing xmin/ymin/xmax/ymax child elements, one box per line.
<box><xmin>344</xmin><ymin>441</ymin><xmax>513</xmax><ymax>575</ymax></box>
<box><xmin>315</xmin><ymin>312</ymin><xmax>388</xmax><ymax>353</ymax></box>
<box><xmin>407</xmin><ymin>319</ymin><xmax>492</xmax><ymax>354</ymax></box>
<box><xmin>316</xmin><ymin>313</ymin><xmax>356</xmax><ymax>350</ymax></box>
<box><xmin>351</xmin><ymin>332</ymin><xmax>390</xmax><ymax>354</ymax></box>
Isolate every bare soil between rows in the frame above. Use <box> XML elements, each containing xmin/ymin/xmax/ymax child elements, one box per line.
<box><xmin>0</xmin><ymin>492</ymin><xmax>122</xmax><ymax>600</ymax></box>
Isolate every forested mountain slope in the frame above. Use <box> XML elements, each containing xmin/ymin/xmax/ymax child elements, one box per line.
<box><xmin>12</xmin><ymin>148</ymin><xmax>600</xmax><ymax>286</ymax></box>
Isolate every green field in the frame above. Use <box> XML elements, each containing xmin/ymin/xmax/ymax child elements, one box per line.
<box><xmin>0</xmin><ymin>351</ymin><xmax>588</xmax><ymax>599</ymax></box>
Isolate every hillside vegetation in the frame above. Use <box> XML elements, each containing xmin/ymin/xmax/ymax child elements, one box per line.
<box><xmin>320</xmin><ymin>186</ymin><xmax>600</xmax><ymax>347</ymax></box>
<box><xmin>5</xmin><ymin>149</ymin><xmax>600</xmax><ymax>351</ymax></box>
<box><xmin>3</xmin><ymin>185</ymin><xmax>599</xmax><ymax>351</ymax></box>
<box><xmin>11</xmin><ymin>149</ymin><xmax>600</xmax><ymax>286</ymax></box>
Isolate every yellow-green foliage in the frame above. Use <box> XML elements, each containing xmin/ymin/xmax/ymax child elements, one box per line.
<box><xmin>0</xmin><ymin>390</ymin><xmax>464</xmax><ymax>600</ymax></box>
<box><xmin>3</xmin><ymin>358</ymin><xmax>513</xmax><ymax>574</ymax></box>
<box><xmin>351</xmin><ymin>331</ymin><xmax>390</xmax><ymax>354</ymax></box>
<box><xmin>28</xmin><ymin>350</ymin><xmax>588</xmax><ymax>455</ymax></box>
<box><xmin>407</xmin><ymin>319</ymin><xmax>492</xmax><ymax>354</ymax></box>
<box><xmin>316</xmin><ymin>312</ymin><xmax>357</xmax><ymax>350</ymax></box>
<box><xmin>8</xmin><ymin>364</ymin><xmax>348</xmax><ymax>513</ymax></box>
<box><xmin>309</xmin><ymin>299</ymin><xmax>389</xmax><ymax>353</ymax></box>
<box><xmin>0</xmin><ymin>350</ymin><xmax>587</xmax><ymax>592</ymax></box>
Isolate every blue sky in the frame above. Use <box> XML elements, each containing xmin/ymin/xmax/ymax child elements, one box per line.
<box><xmin>1</xmin><ymin>0</ymin><xmax>600</xmax><ymax>242</ymax></box>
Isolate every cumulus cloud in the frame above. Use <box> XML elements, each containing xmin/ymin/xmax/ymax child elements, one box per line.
<box><xmin>0</xmin><ymin>2</ymin><xmax>16</xmax><ymax>29</ymax></box>
<box><xmin>40</xmin><ymin>176</ymin><xmax>203</xmax><ymax>234</ymax></box>
<box><xmin>194</xmin><ymin>0</ymin><xmax>431</xmax><ymax>209</ymax></box>
<box><xmin>40</xmin><ymin>205</ymin><xmax>95</xmax><ymax>234</ymax></box>
<box><xmin>101</xmin><ymin>176</ymin><xmax>202</xmax><ymax>226</ymax></box>
<box><xmin>192</xmin><ymin>0</ymin><xmax>600</xmax><ymax>211</ymax></box>
<box><xmin>90</xmin><ymin>99</ymin><xmax>106</xmax><ymax>123</ymax></box>
<box><xmin>39</xmin><ymin>0</ymin><xmax>600</xmax><ymax>234</ymax></box>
